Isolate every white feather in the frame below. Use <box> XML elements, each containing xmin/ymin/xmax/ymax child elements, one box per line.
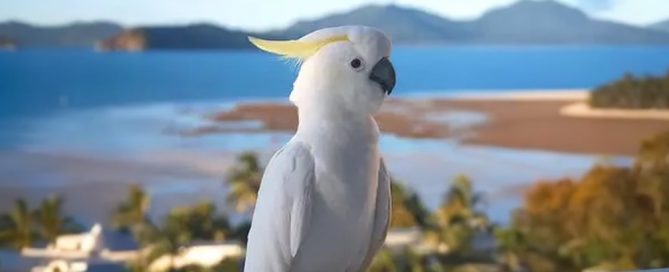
<box><xmin>244</xmin><ymin>25</ymin><xmax>392</xmax><ymax>272</ymax></box>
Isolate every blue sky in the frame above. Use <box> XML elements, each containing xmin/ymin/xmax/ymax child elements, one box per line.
<box><xmin>1</xmin><ymin>0</ymin><xmax>667</xmax><ymax>30</ymax></box>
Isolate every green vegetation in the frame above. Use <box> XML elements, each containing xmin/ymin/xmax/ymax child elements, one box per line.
<box><xmin>390</xmin><ymin>181</ymin><xmax>430</xmax><ymax>229</ymax></box>
<box><xmin>34</xmin><ymin>196</ymin><xmax>83</xmax><ymax>243</ymax></box>
<box><xmin>112</xmin><ymin>186</ymin><xmax>237</xmax><ymax>271</ymax></box>
<box><xmin>162</xmin><ymin>202</ymin><xmax>231</xmax><ymax>242</ymax></box>
<box><xmin>497</xmin><ymin>131</ymin><xmax>669</xmax><ymax>271</ymax></box>
<box><xmin>369</xmin><ymin>176</ymin><xmax>494</xmax><ymax>272</ymax></box>
<box><xmin>0</xmin><ymin>196</ymin><xmax>82</xmax><ymax>249</ymax></box>
<box><xmin>0</xmin><ymin>199</ymin><xmax>35</xmax><ymax>249</ymax></box>
<box><xmin>426</xmin><ymin>176</ymin><xmax>489</xmax><ymax>256</ymax></box>
<box><xmin>3</xmin><ymin>131</ymin><xmax>669</xmax><ymax>272</ymax></box>
<box><xmin>127</xmin><ymin>152</ymin><xmax>495</xmax><ymax>271</ymax></box>
<box><xmin>225</xmin><ymin>152</ymin><xmax>263</xmax><ymax>214</ymax></box>
<box><xmin>112</xmin><ymin>184</ymin><xmax>152</xmax><ymax>234</ymax></box>
<box><xmin>590</xmin><ymin>72</ymin><xmax>669</xmax><ymax>109</ymax></box>
<box><xmin>370</xmin><ymin>248</ymin><xmax>440</xmax><ymax>272</ymax></box>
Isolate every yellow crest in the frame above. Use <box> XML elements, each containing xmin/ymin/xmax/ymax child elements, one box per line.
<box><xmin>248</xmin><ymin>35</ymin><xmax>349</xmax><ymax>59</ymax></box>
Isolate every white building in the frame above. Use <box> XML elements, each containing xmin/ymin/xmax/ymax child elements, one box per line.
<box><xmin>148</xmin><ymin>241</ymin><xmax>244</xmax><ymax>272</ymax></box>
<box><xmin>22</xmin><ymin>224</ymin><xmax>104</xmax><ymax>259</ymax></box>
<box><xmin>18</xmin><ymin>223</ymin><xmax>140</xmax><ymax>272</ymax></box>
<box><xmin>31</xmin><ymin>260</ymin><xmax>127</xmax><ymax>272</ymax></box>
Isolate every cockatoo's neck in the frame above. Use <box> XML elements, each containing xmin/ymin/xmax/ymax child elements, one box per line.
<box><xmin>295</xmin><ymin>107</ymin><xmax>380</xmax><ymax>145</ymax></box>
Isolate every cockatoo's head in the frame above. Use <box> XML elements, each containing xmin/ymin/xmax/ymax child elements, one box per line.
<box><xmin>249</xmin><ymin>26</ymin><xmax>395</xmax><ymax>115</ymax></box>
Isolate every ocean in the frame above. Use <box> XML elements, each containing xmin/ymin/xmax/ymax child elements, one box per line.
<box><xmin>3</xmin><ymin>46</ymin><xmax>669</xmax><ymax>118</ymax></box>
<box><xmin>0</xmin><ymin>46</ymin><xmax>666</xmax><ymax>223</ymax></box>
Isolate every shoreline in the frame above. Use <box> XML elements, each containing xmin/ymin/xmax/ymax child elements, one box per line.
<box><xmin>0</xmin><ymin>88</ymin><xmax>661</xmax><ymax>226</ymax></box>
<box><xmin>427</xmin><ymin>89</ymin><xmax>589</xmax><ymax>101</ymax></box>
<box><xmin>561</xmin><ymin>102</ymin><xmax>669</xmax><ymax>120</ymax></box>
<box><xmin>199</xmin><ymin>89</ymin><xmax>669</xmax><ymax>156</ymax></box>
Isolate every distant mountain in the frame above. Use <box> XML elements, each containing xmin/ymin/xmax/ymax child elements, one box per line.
<box><xmin>649</xmin><ymin>19</ymin><xmax>669</xmax><ymax>33</ymax></box>
<box><xmin>98</xmin><ymin>24</ymin><xmax>252</xmax><ymax>51</ymax></box>
<box><xmin>467</xmin><ymin>0</ymin><xmax>669</xmax><ymax>44</ymax></box>
<box><xmin>271</xmin><ymin>5</ymin><xmax>470</xmax><ymax>43</ymax></box>
<box><xmin>0</xmin><ymin>21</ymin><xmax>122</xmax><ymax>48</ymax></box>
<box><xmin>275</xmin><ymin>0</ymin><xmax>669</xmax><ymax>45</ymax></box>
<box><xmin>6</xmin><ymin>0</ymin><xmax>669</xmax><ymax>50</ymax></box>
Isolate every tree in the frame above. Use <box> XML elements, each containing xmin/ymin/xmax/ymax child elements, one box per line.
<box><xmin>391</xmin><ymin>181</ymin><xmax>431</xmax><ymax>229</ymax></box>
<box><xmin>494</xmin><ymin>228</ymin><xmax>527</xmax><ymax>271</ymax></box>
<box><xmin>167</xmin><ymin>201</ymin><xmax>231</xmax><ymax>241</ymax></box>
<box><xmin>145</xmin><ymin>216</ymin><xmax>192</xmax><ymax>272</ymax></box>
<box><xmin>369</xmin><ymin>249</ymin><xmax>398</xmax><ymax>272</ymax></box>
<box><xmin>497</xmin><ymin>131</ymin><xmax>669</xmax><ymax>271</ymax></box>
<box><xmin>229</xmin><ymin>220</ymin><xmax>252</xmax><ymax>246</ymax></box>
<box><xmin>141</xmin><ymin>201</ymin><xmax>232</xmax><ymax>271</ymax></box>
<box><xmin>226</xmin><ymin>152</ymin><xmax>263</xmax><ymax>213</ymax></box>
<box><xmin>34</xmin><ymin>195</ymin><xmax>82</xmax><ymax>243</ymax></box>
<box><xmin>112</xmin><ymin>185</ymin><xmax>152</xmax><ymax>235</ymax></box>
<box><xmin>590</xmin><ymin>72</ymin><xmax>669</xmax><ymax>109</ymax></box>
<box><xmin>636</xmin><ymin>130</ymin><xmax>669</xmax><ymax>174</ymax></box>
<box><xmin>0</xmin><ymin>199</ymin><xmax>38</xmax><ymax>249</ymax></box>
<box><xmin>428</xmin><ymin>176</ymin><xmax>488</xmax><ymax>255</ymax></box>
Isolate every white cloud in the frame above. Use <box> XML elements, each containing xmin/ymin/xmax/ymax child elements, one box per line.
<box><xmin>591</xmin><ymin>0</ymin><xmax>669</xmax><ymax>25</ymax></box>
<box><xmin>574</xmin><ymin>0</ymin><xmax>618</xmax><ymax>11</ymax></box>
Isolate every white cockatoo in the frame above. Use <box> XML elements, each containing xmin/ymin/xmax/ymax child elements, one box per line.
<box><xmin>244</xmin><ymin>26</ymin><xmax>396</xmax><ymax>272</ymax></box>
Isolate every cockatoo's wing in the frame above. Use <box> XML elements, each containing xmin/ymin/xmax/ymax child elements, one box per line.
<box><xmin>359</xmin><ymin>158</ymin><xmax>392</xmax><ymax>269</ymax></box>
<box><xmin>244</xmin><ymin>141</ymin><xmax>315</xmax><ymax>272</ymax></box>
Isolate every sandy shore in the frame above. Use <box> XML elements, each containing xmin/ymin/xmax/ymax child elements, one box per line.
<box><xmin>2</xmin><ymin>90</ymin><xmax>657</xmax><ymax>225</ymax></box>
<box><xmin>561</xmin><ymin>102</ymin><xmax>669</xmax><ymax>120</ymax></box>
<box><xmin>197</xmin><ymin>91</ymin><xmax>669</xmax><ymax>156</ymax></box>
<box><xmin>449</xmin><ymin>89</ymin><xmax>589</xmax><ymax>101</ymax></box>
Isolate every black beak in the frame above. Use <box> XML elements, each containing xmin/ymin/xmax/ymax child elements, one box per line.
<box><xmin>369</xmin><ymin>57</ymin><xmax>396</xmax><ymax>95</ymax></box>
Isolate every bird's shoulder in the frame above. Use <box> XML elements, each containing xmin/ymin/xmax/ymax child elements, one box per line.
<box><xmin>261</xmin><ymin>140</ymin><xmax>315</xmax><ymax>192</ymax></box>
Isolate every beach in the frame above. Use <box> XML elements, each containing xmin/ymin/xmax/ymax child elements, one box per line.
<box><xmin>200</xmin><ymin>91</ymin><xmax>669</xmax><ymax>156</ymax></box>
<box><xmin>1</xmin><ymin>90</ymin><xmax>664</xmax><ymax>225</ymax></box>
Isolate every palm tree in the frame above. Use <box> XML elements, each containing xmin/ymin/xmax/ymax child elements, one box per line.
<box><xmin>0</xmin><ymin>199</ymin><xmax>37</xmax><ymax>249</ymax></box>
<box><xmin>226</xmin><ymin>152</ymin><xmax>263</xmax><ymax>213</ymax></box>
<box><xmin>167</xmin><ymin>201</ymin><xmax>231</xmax><ymax>241</ymax></box>
<box><xmin>111</xmin><ymin>184</ymin><xmax>156</xmax><ymax>250</ymax></box>
<box><xmin>145</xmin><ymin>216</ymin><xmax>192</xmax><ymax>272</ymax></box>
<box><xmin>112</xmin><ymin>185</ymin><xmax>152</xmax><ymax>233</ymax></box>
<box><xmin>443</xmin><ymin>176</ymin><xmax>483</xmax><ymax>213</ymax></box>
<box><xmin>139</xmin><ymin>202</ymin><xmax>232</xmax><ymax>271</ymax></box>
<box><xmin>34</xmin><ymin>195</ymin><xmax>82</xmax><ymax>243</ymax></box>
<box><xmin>391</xmin><ymin>181</ymin><xmax>431</xmax><ymax>229</ymax></box>
<box><xmin>428</xmin><ymin>176</ymin><xmax>488</xmax><ymax>254</ymax></box>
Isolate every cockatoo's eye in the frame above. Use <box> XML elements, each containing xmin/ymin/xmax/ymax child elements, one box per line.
<box><xmin>350</xmin><ymin>58</ymin><xmax>364</xmax><ymax>71</ymax></box>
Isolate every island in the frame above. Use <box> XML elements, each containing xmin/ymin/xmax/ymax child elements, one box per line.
<box><xmin>590</xmin><ymin>72</ymin><xmax>669</xmax><ymax>109</ymax></box>
<box><xmin>0</xmin><ymin>36</ymin><xmax>15</xmax><ymax>50</ymax></box>
<box><xmin>95</xmin><ymin>1</ymin><xmax>669</xmax><ymax>51</ymax></box>
<box><xmin>97</xmin><ymin>24</ymin><xmax>252</xmax><ymax>51</ymax></box>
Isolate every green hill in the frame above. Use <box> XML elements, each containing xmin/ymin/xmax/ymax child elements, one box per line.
<box><xmin>98</xmin><ymin>24</ymin><xmax>251</xmax><ymax>51</ymax></box>
<box><xmin>9</xmin><ymin>0</ymin><xmax>669</xmax><ymax>50</ymax></box>
<box><xmin>0</xmin><ymin>21</ymin><xmax>122</xmax><ymax>48</ymax></box>
<box><xmin>590</xmin><ymin>72</ymin><xmax>669</xmax><ymax>109</ymax></box>
<box><xmin>273</xmin><ymin>1</ymin><xmax>669</xmax><ymax>45</ymax></box>
<box><xmin>649</xmin><ymin>19</ymin><xmax>669</xmax><ymax>33</ymax></box>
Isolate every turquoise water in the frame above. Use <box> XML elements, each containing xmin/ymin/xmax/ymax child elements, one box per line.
<box><xmin>1</xmin><ymin>101</ymin><xmax>628</xmax><ymax>223</ymax></box>
<box><xmin>0</xmin><ymin>46</ymin><xmax>657</xmax><ymax>223</ymax></box>
<box><xmin>2</xmin><ymin>46</ymin><xmax>669</xmax><ymax>118</ymax></box>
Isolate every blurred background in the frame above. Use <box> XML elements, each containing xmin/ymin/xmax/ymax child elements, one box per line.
<box><xmin>1</xmin><ymin>0</ymin><xmax>669</xmax><ymax>271</ymax></box>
